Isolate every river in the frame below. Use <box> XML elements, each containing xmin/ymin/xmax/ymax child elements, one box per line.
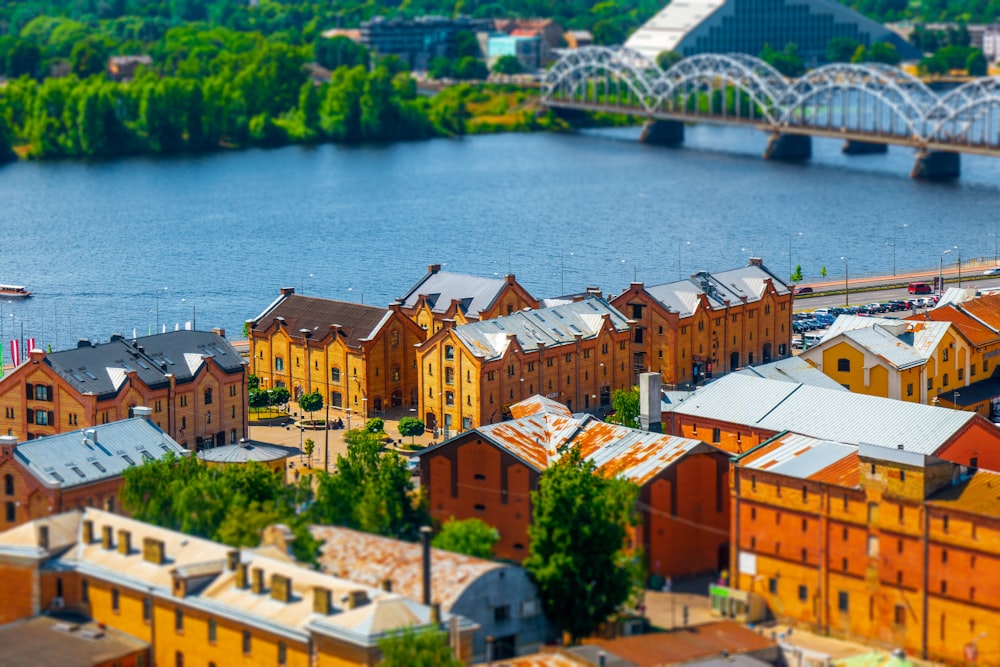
<box><xmin>1</xmin><ymin>125</ymin><xmax>999</xmax><ymax>350</ymax></box>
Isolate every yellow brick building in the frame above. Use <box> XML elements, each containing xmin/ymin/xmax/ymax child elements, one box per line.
<box><xmin>415</xmin><ymin>296</ymin><xmax>633</xmax><ymax>436</ymax></box>
<box><xmin>610</xmin><ymin>260</ymin><xmax>793</xmax><ymax>388</ymax></box>
<box><xmin>0</xmin><ymin>509</ymin><xmax>477</xmax><ymax>666</ymax></box>
<box><xmin>398</xmin><ymin>264</ymin><xmax>539</xmax><ymax>334</ymax></box>
<box><xmin>249</xmin><ymin>289</ymin><xmax>427</xmax><ymax>420</ymax></box>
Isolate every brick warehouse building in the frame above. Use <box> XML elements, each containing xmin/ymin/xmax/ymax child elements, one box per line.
<box><xmin>248</xmin><ymin>289</ymin><xmax>427</xmax><ymax>419</ymax></box>
<box><xmin>416</xmin><ymin>395</ymin><xmax>730</xmax><ymax>575</ymax></box>
<box><xmin>729</xmin><ymin>432</ymin><xmax>1000</xmax><ymax>663</ymax></box>
<box><xmin>610</xmin><ymin>259</ymin><xmax>793</xmax><ymax>388</ymax></box>
<box><xmin>0</xmin><ymin>330</ymin><xmax>247</xmax><ymax>451</ymax></box>
<box><xmin>415</xmin><ymin>295</ymin><xmax>634</xmax><ymax>436</ymax></box>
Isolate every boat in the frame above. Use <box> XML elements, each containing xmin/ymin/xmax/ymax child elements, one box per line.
<box><xmin>0</xmin><ymin>285</ymin><xmax>31</xmax><ymax>298</ymax></box>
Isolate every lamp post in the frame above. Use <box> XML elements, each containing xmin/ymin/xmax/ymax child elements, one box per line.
<box><xmin>957</xmin><ymin>245</ymin><xmax>962</xmax><ymax>288</ymax></box>
<box><xmin>890</xmin><ymin>224</ymin><xmax>907</xmax><ymax>276</ymax></box>
<box><xmin>841</xmin><ymin>256</ymin><xmax>849</xmax><ymax>307</ymax></box>
<box><xmin>788</xmin><ymin>231</ymin><xmax>802</xmax><ymax>283</ymax></box>
<box><xmin>940</xmin><ymin>248</ymin><xmax>953</xmax><ymax>295</ymax></box>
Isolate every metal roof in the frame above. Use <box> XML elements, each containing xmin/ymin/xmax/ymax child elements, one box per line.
<box><xmin>837</xmin><ymin>327</ymin><xmax>927</xmax><ymax>370</ymax></box>
<box><xmin>309</xmin><ymin>525</ymin><xmax>505</xmax><ymax>611</ymax></box>
<box><xmin>927</xmin><ymin>470</ymin><xmax>1000</xmax><ymax>519</ymax></box>
<box><xmin>45</xmin><ymin>330</ymin><xmax>244</xmax><ymax>398</ymax></box>
<box><xmin>452</xmin><ymin>297</ymin><xmax>630</xmax><ymax>361</ymax></box>
<box><xmin>510</xmin><ymin>395</ymin><xmax>572</xmax><ymax>419</ymax></box>
<box><xmin>673</xmin><ymin>374</ymin><xmax>976</xmax><ymax>454</ymax></box>
<box><xmin>197</xmin><ymin>441</ymin><xmax>289</xmax><ymax>464</ymax></box>
<box><xmin>252</xmin><ymin>293</ymin><xmax>390</xmax><ymax>348</ymax></box>
<box><xmin>0</xmin><ymin>616</ymin><xmax>149</xmax><ymax>667</ymax></box>
<box><xmin>471</xmin><ymin>396</ymin><xmax>715</xmax><ymax>485</ymax></box>
<box><xmin>13</xmin><ymin>418</ymin><xmax>188</xmax><ymax>489</ymax></box>
<box><xmin>821</xmin><ymin>315</ymin><xmax>950</xmax><ymax>361</ymax></box>
<box><xmin>734</xmin><ymin>356</ymin><xmax>848</xmax><ymax>391</ymax></box>
<box><xmin>398</xmin><ymin>268</ymin><xmax>519</xmax><ymax>318</ymax></box>
<box><xmin>913</xmin><ymin>305</ymin><xmax>1000</xmax><ymax>348</ymax></box>
<box><xmin>740</xmin><ymin>433</ymin><xmax>858</xmax><ymax>485</ymax></box>
<box><xmin>642</xmin><ymin>264</ymin><xmax>788</xmax><ymax>318</ymax></box>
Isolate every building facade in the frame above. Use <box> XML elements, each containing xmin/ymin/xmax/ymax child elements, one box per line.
<box><xmin>0</xmin><ymin>509</ymin><xmax>477</xmax><ymax>665</ymax></box>
<box><xmin>249</xmin><ymin>289</ymin><xmax>427</xmax><ymax>420</ymax></box>
<box><xmin>359</xmin><ymin>16</ymin><xmax>492</xmax><ymax>70</ymax></box>
<box><xmin>417</xmin><ymin>395</ymin><xmax>730</xmax><ymax>575</ymax></box>
<box><xmin>0</xmin><ymin>330</ymin><xmax>246</xmax><ymax>451</ymax></box>
<box><xmin>610</xmin><ymin>260</ymin><xmax>793</xmax><ymax>388</ymax></box>
<box><xmin>415</xmin><ymin>296</ymin><xmax>634</xmax><ymax>436</ymax></box>
<box><xmin>0</xmin><ymin>414</ymin><xmax>188</xmax><ymax>532</ymax></box>
<box><xmin>397</xmin><ymin>265</ymin><xmax>539</xmax><ymax>335</ymax></box>
<box><xmin>730</xmin><ymin>433</ymin><xmax>1000</xmax><ymax>663</ymax></box>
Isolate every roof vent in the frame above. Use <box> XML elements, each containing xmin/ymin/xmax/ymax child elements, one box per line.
<box><xmin>897</xmin><ymin>444</ymin><xmax>904</xmax><ymax>450</ymax></box>
<box><xmin>77</xmin><ymin>338</ymin><xmax>92</xmax><ymax>348</ymax></box>
<box><xmin>110</xmin><ymin>333</ymin><xmax>124</xmax><ymax>342</ymax></box>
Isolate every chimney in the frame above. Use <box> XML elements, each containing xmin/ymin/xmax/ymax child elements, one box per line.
<box><xmin>172</xmin><ymin>575</ymin><xmax>187</xmax><ymax>598</ymax></box>
<box><xmin>82</xmin><ymin>519</ymin><xmax>94</xmax><ymax>544</ymax></box>
<box><xmin>236</xmin><ymin>562</ymin><xmax>249</xmax><ymax>589</ymax></box>
<box><xmin>110</xmin><ymin>333</ymin><xmax>124</xmax><ymax>342</ymax></box>
<box><xmin>84</xmin><ymin>428</ymin><xmax>98</xmax><ymax>444</ymax></box>
<box><xmin>430</xmin><ymin>601</ymin><xmax>441</xmax><ymax>624</ymax></box>
<box><xmin>270</xmin><ymin>574</ymin><xmax>292</xmax><ymax>603</ymax></box>
<box><xmin>251</xmin><ymin>567</ymin><xmax>265</xmax><ymax>594</ymax></box>
<box><xmin>748</xmin><ymin>257</ymin><xmax>763</xmax><ymax>267</ymax></box>
<box><xmin>28</xmin><ymin>349</ymin><xmax>45</xmax><ymax>362</ymax></box>
<box><xmin>101</xmin><ymin>525</ymin><xmax>114</xmax><ymax>550</ymax></box>
<box><xmin>226</xmin><ymin>550</ymin><xmax>240</xmax><ymax>571</ymax></box>
<box><xmin>77</xmin><ymin>338</ymin><xmax>92</xmax><ymax>348</ymax></box>
<box><xmin>132</xmin><ymin>406</ymin><xmax>152</xmax><ymax>420</ymax></box>
<box><xmin>428</xmin><ymin>264</ymin><xmax>441</xmax><ymax>274</ymax></box>
<box><xmin>346</xmin><ymin>590</ymin><xmax>369</xmax><ymax>609</ymax></box>
<box><xmin>212</xmin><ymin>327</ymin><xmax>225</xmax><ymax>339</ymax></box>
<box><xmin>381</xmin><ymin>578</ymin><xmax>393</xmax><ymax>593</ymax></box>
<box><xmin>142</xmin><ymin>537</ymin><xmax>164</xmax><ymax>565</ymax></box>
<box><xmin>420</xmin><ymin>526</ymin><xmax>433</xmax><ymax>606</ymax></box>
<box><xmin>639</xmin><ymin>372</ymin><xmax>663</xmax><ymax>433</ymax></box>
<box><xmin>280</xmin><ymin>287</ymin><xmax>295</xmax><ymax>297</ymax></box>
<box><xmin>38</xmin><ymin>525</ymin><xmax>49</xmax><ymax>551</ymax></box>
<box><xmin>506</xmin><ymin>274</ymin><xmax>515</xmax><ymax>285</ymax></box>
<box><xmin>313</xmin><ymin>587</ymin><xmax>331</xmax><ymax>615</ymax></box>
<box><xmin>300</xmin><ymin>328</ymin><xmax>312</xmax><ymax>339</ymax></box>
<box><xmin>118</xmin><ymin>529</ymin><xmax>131</xmax><ymax>555</ymax></box>
<box><xmin>586</xmin><ymin>286</ymin><xmax>602</xmax><ymax>296</ymax></box>
<box><xmin>0</xmin><ymin>434</ymin><xmax>17</xmax><ymax>456</ymax></box>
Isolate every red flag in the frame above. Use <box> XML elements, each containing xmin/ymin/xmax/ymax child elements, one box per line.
<box><xmin>27</xmin><ymin>338</ymin><xmax>36</xmax><ymax>353</ymax></box>
<box><xmin>10</xmin><ymin>340</ymin><xmax>20</xmax><ymax>367</ymax></box>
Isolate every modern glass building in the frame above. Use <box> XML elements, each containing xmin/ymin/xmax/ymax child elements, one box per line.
<box><xmin>624</xmin><ymin>0</ymin><xmax>921</xmax><ymax>65</ymax></box>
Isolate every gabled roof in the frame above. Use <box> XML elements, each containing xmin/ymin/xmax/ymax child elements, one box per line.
<box><xmin>821</xmin><ymin>315</ymin><xmax>952</xmax><ymax>361</ymax></box>
<box><xmin>44</xmin><ymin>331</ymin><xmax>244</xmax><ymax>398</ymax></box>
<box><xmin>13</xmin><ymin>418</ymin><xmax>188</xmax><ymax>489</ymax></box>
<box><xmin>437</xmin><ymin>395</ymin><xmax>719</xmax><ymax>485</ymax></box>
<box><xmin>309</xmin><ymin>525</ymin><xmax>505</xmax><ymax>611</ymax></box>
<box><xmin>641</xmin><ymin>264</ymin><xmax>787</xmax><ymax>318</ymax></box>
<box><xmin>913</xmin><ymin>304</ymin><xmax>1000</xmax><ymax>348</ymax></box>
<box><xmin>451</xmin><ymin>297</ymin><xmax>630</xmax><ymax>360</ymax></box>
<box><xmin>672</xmin><ymin>374</ymin><xmax>976</xmax><ymax>455</ymax></box>
<box><xmin>811</xmin><ymin>326</ymin><xmax>927</xmax><ymax>371</ymax></box>
<box><xmin>399</xmin><ymin>266</ymin><xmax>527</xmax><ymax>319</ymax></box>
<box><xmin>252</xmin><ymin>293</ymin><xmax>391</xmax><ymax>348</ymax></box>
<box><xmin>739</xmin><ymin>432</ymin><xmax>859</xmax><ymax>488</ymax></box>
<box><xmin>734</xmin><ymin>356</ymin><xmax>847</xmax><ymax>391</ymax></box>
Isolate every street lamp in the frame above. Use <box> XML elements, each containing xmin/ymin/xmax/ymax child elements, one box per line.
<box><xmin>788</xmin><ymin>231</ymin><xmax>802</xmax><ymax>284</ymax></box>
<box><xmin>940</xmin><ymin>248</ymin><xmax>953</xmax><ymax>295</ymax></box>
<box><xmin>841</xmin><ymin>257</ymin><xmax>849</xmax><ymax>307</ymax></box>
<box><xmin>889</xmin><ymin>224</ymin><xmax>907</xmax><ymax>276</ymax></box>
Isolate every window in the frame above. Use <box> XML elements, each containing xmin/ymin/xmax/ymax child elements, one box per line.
<box><xmin>278</xmin><ymin>642</ymin><xmax>287</xmax><ymax>666</ymax></box>
<box><xmin>331</xmin><ymin>391</ymin><xmax>343</xmax><ymax>408</ymax></box>
<box><xmin>206</xmin><ymin>412</ymin><xmax>211</xmax><ymax>425</ymax></box>
<box><xmin>35</xmin><ymin>385</ymin><xmax>50</xmax><ymax>401</ymax></box>
<box><xmin>928</xmin><ymin>378</ymin><xmax>933</xmax><ymax>390</ymax></box>
<box><xmin>445</xmin><ymin>345</ymin><xmax>455</xmax><ymax>361</ymax></box>
<box><xmin>69</xmin><ymin>413</ymin><xmax>78</xmax><ymax>425</ymax></box>
<box><xmin>802</xmin><ymin>486</ymin><xmax>808</xmax><ymax>502</ymax></box>
<box><xmin>943</xmin><ymin>373</ymin><xmax>949</xmax><ymax>387</ymax></box>
<box><xmin>180</xmin><ymin>395</ymin><xmax>188</xmax><ymax>407</ymax></box>
<box><xmin>390</xmin><ymin>330</ymin><xmax>400</xmax><ymax>348</ymax></box>
<box><xmin>175</xmin><ymin>652</ymin><xmax>183</xmax><ymax>667</ymax></box>
<box><xmin>208</xmin><ymin>618</ymin><xmax>217</xmax><ymax>643</ymax></box>
<box><xmin>175</xmin><ymin>608</ymin><xmax>184</xmax><ymax>632</ymax></box>
<box><xmin>601</xmin><ymin>343</ymin><xmax>609</xmax><ymax>354</ymax></box>
<box><xmin>6</xmin><ymin>501</ymin><xmax>16</xmax><ymax>522</ymax></box>
<box><xmin>837</xmin><ymin>358</ymin><xmax>850</xmax><ymax>372</ymax></box>
<box><xmin>274</xmin><ymin>357</ymin><xmax>284</xmax><ymax>371</ymax></box>
<box><xmin>907</xmin><ymin>383</ymin><xmax>913</xmax><ymax>397</ymax></box>
<box><xmin>768</xmin><ymin>578</ymin><xmax>778</xmax><ymax>594</ymax></box>
<box><xmin>943</xmin><ymin>515</ymin><xmax>949</xmax><ymax>532</ymax></box>
<box><xmin>798</xmin><ymin>585</ymin><xmax>808</xmax><ymax>601</ymax></box>
<box><xmin>3</xmin><ymin>407</ymin><xmax>11</xmax><ymax>419</ymax></box>
<box><xmin>82</xmin><ymin>579</ymin><xmax>89</xmax><ymax>603</ymax></box>
<box><xmin>331</xmin><ymin>367</ymin><xmax>341</xmax><ymax>382</ymax></box>
<box><xmin>243</xmin><ymin>630</ymin><xmax>251</xmax><ymax>654</ymax></box>
<box><xmin>181</xmin><ymin>416</ymin><xmax>186</xmax><ymax>430</ymax></box>
<box><xmin>943</xmin><ymin>348</ymin><xmax>949</xmax><ymax>362</ymax></box>
<box><xmin>838</xmin><ymin>591</ymin><xmax>849</xmax><ymax>612</ymax></box>
<box><xmin>4</xmin><ymin>474</ymin><xmax>12</xmax><ymax>496</ymax></box>
<box><xmin>204</xmin><ymin>389</ymin><xmax>212</xmax><ymax>405</ymax></box>
<box><xmin>894</xmin><ymin>604</ymin><xmax>906</xmax><ymax>626</ymax></box>
<box><xmin>445</xmin><ymin>391</ymin><xmax>454</xmax><ymax>406</ymax></box>
<box><xmin>959</xmin><ymin>368</ymin><xmax>964</xmax><ymax>381</ymax></box>
<box><xmin>445</xmin><ymin>368</ymin><xmax>454</xmax><ymax>385</ymax></box>
<box><xmin>494</xmin><ymin>605</ymin><xmax>511</xmax><ymax>623</ymax></box>
<box><xmin>35</xmin><ymin>411</ymin><xmax>50</xmax><ymax>426</ymax></box>
<box><xmin>112</xmin><ymin>588</ymin><xmax>120</xmax><ymax>612</ymax></box>
<box><xmin>750</xmin><ymin>507</ymin><xmax>756</xmax><ymax>520</ymax></box>
<box><xmin>712</xmin><ymin>427</ymin><xmax>720</xmax><ymax>443</ymax></box>
<box><xmin>143</xmin><ymin>597</ymin><xmax>151</xmax><ymax>623</ymax></box>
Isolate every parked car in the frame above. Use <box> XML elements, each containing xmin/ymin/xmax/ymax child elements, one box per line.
<box><xmin>795</xmin><ymin>286</ymin><xmax>814</xmax><ymax>294</ymax></box>
<box><xmin>984</xmin><ymin>268</ymin><xmax>1000</xmax><ymax>276</ymax></box>
<box><xmin>908</xmin><ymin>282</ymin><xmax>932</xmax><ymax>294</ymax></box>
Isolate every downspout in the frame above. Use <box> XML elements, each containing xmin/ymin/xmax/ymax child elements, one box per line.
<box><xmin>922</xmin><ymin>505</ymin><xmax>930</xmax><ymax>660</ymax></box>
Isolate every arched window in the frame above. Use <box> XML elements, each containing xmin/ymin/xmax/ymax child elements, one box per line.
<box><xmin>4</xmin><ymin>474</ymin><xmax>13</xmax><ymax>496</ymax></box>
<box><xmin>837</xmin><ymin>358</ymin><xmax>850</xmax><ymax>372</ymax></box>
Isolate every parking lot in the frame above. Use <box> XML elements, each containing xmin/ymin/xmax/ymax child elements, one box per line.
<box><xmin>792</xmin><ymin>296</ymin><xmax>939</xmax><ymax>349</ymax></box>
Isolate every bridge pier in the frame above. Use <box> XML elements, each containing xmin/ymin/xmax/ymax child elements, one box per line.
<box><xmin>639</xmin><ymin>119</ymin><xmax>684</xmax><ymax>146</ymax></box>
<box><xmin>763</xmin><ymin>133</ymin><xmax>811</xmax><ymax>162</ymax></box>
<box><xmin>842</xmin><ymin>140</ymin><xmax>888</xmax><ymax>155</ymax></box>
<box><xmin>911</xmin><ymin>150</ymin><xmax>960</xmax><ymax>181</ymax></box>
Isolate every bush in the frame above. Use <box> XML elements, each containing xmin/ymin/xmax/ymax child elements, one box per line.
<box><xmin>365</xmin><ymin>417</ymin><xmax>384</xmax><ymax>433</ymax></box>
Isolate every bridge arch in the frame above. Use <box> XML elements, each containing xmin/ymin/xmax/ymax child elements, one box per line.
<box><xmin>925</xmin><ymin>78</ymin><xmax>1000</xmax><ymax>149</ymax></box>
<box><xmin>778</xmin><ymin>63</ymin><xmax>931</xmax><ymax>140</ymax></box>
<box><xmin>542</xmin><ymin>46</ymin><xmax>659</xmax><ymax>112</ymax></box>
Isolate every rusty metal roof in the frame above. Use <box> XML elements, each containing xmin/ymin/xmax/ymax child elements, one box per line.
<box><xmin>581</xmin><ymin>621</ymin><xmax>776</xmax><ymax>665</ymax></box>
<box><xmin>475</xmin><ymin>396</ymin><xmax>715</xmax><ymax>484</ymax></box>
<box><xmin>913</xmin><ymin>304</ymin><xmax>1000</xmax><ymax>348</ymax></box>
<box><xmin>511</xmin><ymin>395</ymin><xmax>572</xmax><ymax>419</ymax></box>
<box><xmin>739</xmin><ymin>433</ymin><xmax>860</xmax><ymax>489</ymax></box>
<box><xmin>927</xmin><ymin>470</ymin><xmax>1000</xmax><ymax>519</ymax></box>
<box><xmin>959</xmin><ymin>292</ymin><xmax>1000</xmax><ymax>330</ymax></box>
<box><xmin>308</xmin><ymin>525</ymin><xmax>504</xmax><ymax>611</ymax></box>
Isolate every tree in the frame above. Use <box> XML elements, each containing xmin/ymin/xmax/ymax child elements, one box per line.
<box><xmin>366</xmin><ymin>417</ymin><xmax>385</xmax><ymax>433</ymax></box>
<box><xmin>377</xmin><ymin>626</ymin><xmax>462</xmax><ymax>667</ymax></box>
<box><xmin>450</xmin><ymin>56</ymin><xmax>487</xmax><ymax>81</ymax></box>
<box><xmin>655</xmin><ymin>50</ymin><xmax>682</xmax><ymax>70</ymax></box>
<box><xmin>248</xmin><ymin>389</ymin><xmax>270</xmax><ymax>415</ymax></box>
<box><xmin>270</xmin><ymin>386</ymin><xmax>290</xmax><ymax>407</ymax></box>
<box><xmin>0</xmin><ymin>112</ymin><xmax>16</xmax><ymax>164</ymax></box>
<box><xmin>303</xmin><ymin>437</ymin><xmax>315</xmax><ymax>461</ymax></box>
<box><xmin>248</xmin><ymin>374</ymin><xmax>259</xmax><ymax>391</ymax></box>
<box><xmin>491</xmin><ymin>54</ymin><xmax>524</xmax><ymax>75</ymax></box>
<box><xmin>428</xmin><ymin>56</ymin><xmax>452</xmax><ymax>80</ymax></box>
<box><xmin>867</xmin><ymin>42</ymin><xmax>901</xmax><ymax>65</ymax></box>
<box><xmin>298</xmin><ymin>390</ymin><xmax>323</xmax><ymax>419</ymax></box>
<box><xmin>826</xmin><ymin>37</ymin><xmax>861</xmax><ymax>62</ymax></box>
<box><xmin>70</xmin><ymin>36</ymin><xmax>109</xmax><ymax>78</ymax></box>
<box><xmin>398</xmin><ymin>416</ymin><xmax>425</xmax><ymax>445</ymax></box>
<box><xmin>760</xmin><ymin>42</ymin><xmax>804</xmax><ymax>78</ymax></box>
<box><xmin>967</xmin><ymin>49</ymin><xmax>988</xmax><ymax>75</ymax></box>
<box><xmin>6</xmin><ymin>40</ymin><xmax>41</xmax><ymax>78</ymax></box>
<box><xmin>314</xmin><ymin>36</ymin><xmax>369</xmax><ymax>71</ymax></box>
<box><xmin>791</xmin><ymin>264</ymin><xmax>803</xmax><ymax>283</ymax></box>
<box><xmin>524</xmin><ymin>446</ymin><xmax>640</xmax><ymax>644</ymax></box>
<box><xmin>820</xmin><ymin>265</ymin><xmax>828</xmax><ymax>278</ymax></box>
<box><xmin>455</xmin><ymin>30</ymin><xmax>480</xmax><ymax>58</ymax></box>
<box><xmin>607</xmin><ymin>387</ymin><xmax>639</xmax><ymax>429</ymax></box>
<box><xmin>432</xmin><ymin>517</ymin><xmax>499</xmax><ymax>558</ymax></box>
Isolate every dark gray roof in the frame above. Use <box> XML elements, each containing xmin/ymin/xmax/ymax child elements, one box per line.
<box><xmin>198</xmin><ymin>441</ymin><xmax>289</xmax><ymax>464</ymax></box>
<box><xmin>13</xmin><ymin>418</ymin><xmax>188</xmax><ymax>489</ymax></box>
<box><xmin>252</xmin><ymin>294</ymin><xmax>391</xmax><ymax>348</ymax></box>
<box><xmin>644</xmin><ymin>264</ymin><xmax>789</xmax><ymax>318</ymax></box>
<box><xmin>399</xmin><ymin>268</ymin><xmax>513</xmax><ymax>318</ymax></box>
<box><xmin>45</xmin><ymin>331</ymin><xmax>245</xmax><ymax>399</ymax></box>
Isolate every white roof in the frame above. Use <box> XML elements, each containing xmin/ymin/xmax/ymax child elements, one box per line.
<box><xmin>624</xmin><ymin>0</ymin><xmax>726</xmax><ymax>59</ymax></box>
